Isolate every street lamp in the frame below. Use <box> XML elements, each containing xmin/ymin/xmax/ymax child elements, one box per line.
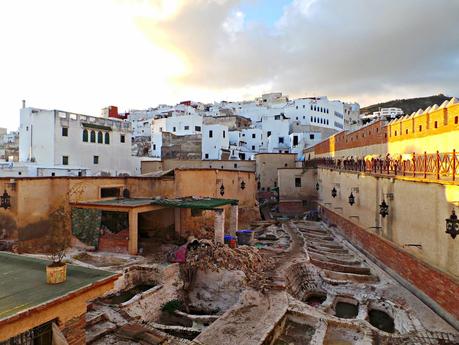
<box><xmin>315</xmin><ymin>182</ymin><xmax>319</xmax><ymax>191</ymax></box>
<box><xmin>220</xmin><ymin>184</ymin><xmax>225</xmax><ymax>196</ymax></box>
<box><xmin>240</xmin><ymin>181</ymin><xmax>246</xmax><ymax>190</ymax></box>
<box><xmin>445</xmin><ymin>210</ymin><xmax>458</xmax><ymax>239</ymax></box>
<box><xmin>348</xmin><ymin>192</ymin><xmax>355</xmax><ymax>206</ymax></box>
<box><xmin>331</xmin><ymin>187</ymin><xmax>337</xmax><ymax>198</ymax></box>
<box><xmin>379</xmin><ymin>200</ymin><xmax>389</xmax><ymax>218</ymax></box>
<box><xmin>0</xmin><ymin>190</ymin><xmax>11</xmax><ymax>210</ymax></box>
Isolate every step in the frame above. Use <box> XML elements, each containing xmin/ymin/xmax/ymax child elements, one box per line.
<box><xmin>85</xmin><ymin>311</ymin><xmax>106</xmax><ymax>328</ymax></box>
<box><xmin>86</xmin><ymin>321</ymin><xmax>117</xmax><ymax>344</ymax></box>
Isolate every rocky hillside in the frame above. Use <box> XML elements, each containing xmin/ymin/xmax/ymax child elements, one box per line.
<box><xmin>361</xmin><ymin>94</ymin><xmax>453</xmax><ymax>115</ymax></box>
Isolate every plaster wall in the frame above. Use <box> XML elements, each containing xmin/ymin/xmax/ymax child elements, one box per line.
<box><xmin>141</xmin><ymin>159</ymin><xmax>256</xmax><ymax>174</ymax></box>
<box><xmin>255</xmin><ymin>153</ymin><xmax>297</xmax><ymax>191</ymax></box>
<box><xmin>314</xmin><ymin>168</ymin><xmax>459</xmax><ymax>277</ymax></box>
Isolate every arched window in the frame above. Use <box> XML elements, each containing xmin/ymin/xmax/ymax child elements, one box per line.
<box><xmin>82</xmin><ymin>129</ymin><xmax>88</xmax><ymax>142</ymax></box>
<box><xmin>90</xmin><ymin>130</ymin><xmax>96</xmax><ymax>143</ymax></box>
<box><xmin>105</xmin><ymin>132</ymin><xmax>110</xmax><ymax>144</ymax></box>
<box><xmin>97</xmin><ymin>131</ymin><xmax>103</xmax><ymax>143</ymax></box>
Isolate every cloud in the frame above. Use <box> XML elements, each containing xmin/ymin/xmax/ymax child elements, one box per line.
<box><xmin>137</xmin><ymin>0</ymin><xmax>459</xmax><ymax>104</ymax></box>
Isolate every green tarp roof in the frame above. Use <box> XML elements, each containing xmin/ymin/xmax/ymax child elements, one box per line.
<box><xmin>0</xmin><ymin>253</ymin><xmax>116</xmax><ymax>321</ymax></box>
<box><xmin>150</xmin><ymin>198</ymin><xmax>238</xmax><ymax>210</ymax></box>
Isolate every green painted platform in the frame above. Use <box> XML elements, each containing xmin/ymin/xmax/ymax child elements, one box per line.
<box><xmin>0</xmin><ymin>252</ymin><xmax>116</xmax><ymax>321</ymax></box>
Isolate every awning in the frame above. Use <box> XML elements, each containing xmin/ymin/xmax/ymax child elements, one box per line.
<box><xmin>151</xmin><ymin>197</ymin><xmax>238</xmax><ymax>210</ymax></box>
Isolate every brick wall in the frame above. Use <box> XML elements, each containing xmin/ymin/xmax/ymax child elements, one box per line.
<box><xmin>278</xmin><ymin>201</ymin><xmax>306</xmax><ymax>216</ymax></box>
<box><xmin>61</xmin><ymin>314</ymin><xmax>86</xmax><ymax>345</ymax></box>
<box><xmin>320</xmin><ymin>206</ymin><xmax>459</xmax><ymax>320</ymax></box>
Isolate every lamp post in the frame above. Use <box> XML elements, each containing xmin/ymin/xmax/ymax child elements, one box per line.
<box><xmin>379</xmin><ymin>200</ymin><xmax>389</xmax><ymax>218</ymax></box>
<box><xmin>445</xmin><ymin>210</ymin><xmax>458</xmax><ymax>239</ymax></box>
<box><xmin>220</xmin><ymin>184</ymin><xmax>225</xmax><ymax>196</ymax></box>
<box><xmin>315</xmin><ymin>182</ymin><xmax>319</xmax><ymax>191</ymax></box>
<box><xmin>240</xmin><ymin>181</ymin><xmax>246</xmax><ymax>190</ymax></box>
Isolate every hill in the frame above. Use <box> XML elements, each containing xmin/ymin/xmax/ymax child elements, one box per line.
<box><xmin>361</xmin><ymin>94</ymin><xmax>452</xmax><ymax>115</ymax></box>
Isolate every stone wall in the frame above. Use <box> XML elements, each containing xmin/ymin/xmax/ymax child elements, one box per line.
<box><xmin>320</xmin><ymin>205</ymin><xmax>459</xmax><ymax>320</ymax></box>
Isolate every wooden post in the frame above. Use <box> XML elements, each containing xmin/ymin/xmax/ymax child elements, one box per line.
<box><xmin>412</xmin><ymin>152</ymin><xmax>416</xmax><ymax>177</ymax></box>
<box><xmin>424</xmin><ymin>151</ymin><xmax>427</xmax><ymax>179</ymax></box>
<box><xmin>128</xmin><ymin>210</ymin><xmax>138</xmax><ymax>255</ymax></box>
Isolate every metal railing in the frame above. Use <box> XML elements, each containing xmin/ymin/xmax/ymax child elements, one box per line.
<box><xmin>305</xmin><ymin>150</ymin><xmax>459</xmax><ymax>182</ymax></box>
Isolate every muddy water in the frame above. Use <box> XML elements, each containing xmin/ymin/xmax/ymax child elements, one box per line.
<box><xmin>101</xmin><ymin>284</ymin><xmax>156</xmax><ymax>305</ymax></box>
<box><xmin>334</xmin><ymin>302</ymin><xmax>359</xmax><ymax>319</ymax></box>
<box><xmin>368</xmin><ymin>310</ymin><xmax>395</xmax><ymax>333</ymax></box>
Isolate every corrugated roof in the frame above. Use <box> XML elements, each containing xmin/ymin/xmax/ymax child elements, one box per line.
<box><xmin>151</xmin><ymin>197</ymin><xmax>238</xmax><ymax>209</ymax></box>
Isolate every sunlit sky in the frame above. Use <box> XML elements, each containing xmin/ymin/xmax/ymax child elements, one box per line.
<box><xmin>0</xmin><ymin>0</ymin><xmax>457</xmax><ymax>131</ymax></box>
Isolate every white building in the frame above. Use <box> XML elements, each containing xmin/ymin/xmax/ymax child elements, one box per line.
<box><xmin>202</xmin><ymin>124</ymin><xmax>229</xmax><ymax>160</ymax></box>
<box><xmin>19</xmin><ymin>105</ymin><xmax>136</xmax><ymax>176</ymax></box>
<box><xmin>373</xmin><ymin>107</ymin><xmax>404</xmax><ymax>119</ymax></box>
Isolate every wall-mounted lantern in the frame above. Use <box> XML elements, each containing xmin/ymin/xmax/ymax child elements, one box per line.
<box><xmin>240</xmin><ymin>181</ymin><xmax>246</xmax><ymax>190</ymax></box>
<box><xmin>348</xmin><ymin>192</ymin><xmax>355</xmax><ymax>206</ymax></box>
<box><xmin>445</xmin><ymin>210</ymin><xmax>458</xmax><ymax>239</ymax></box>
<box><xmin>379</xmin><ymin>200</ymin><xmax>389</xmax><ymax>218</ymax></box>
<box><xmin>315</xmin><ymin>182</ymin><xmax>320</xmax><ymax>191</ymax></box>
<box><xmin>0</xmin><ymin>190</ymin><xmax>11</xmax><ymax>210</ymax></box>
<box><xmin>331</xmin><ymin>187</ymin><xmax>337</xmax><ymax>198</ymax></box>
<box><xmin>220</xmin><ymin>184</ymin><xmax>225</xmax><ymax>196</ymax></box>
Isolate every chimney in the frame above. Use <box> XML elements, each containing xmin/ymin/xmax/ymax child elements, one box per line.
<box><xmin>22</xmin><ymin>100</ymin><xmax>26</xmax><ymax>109</ymax></box>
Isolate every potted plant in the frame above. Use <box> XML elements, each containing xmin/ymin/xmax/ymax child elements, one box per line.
<box><xmin>46</xmin><ymin>207</ymin><xmax>70</xmax><ymax>284</ymax></box>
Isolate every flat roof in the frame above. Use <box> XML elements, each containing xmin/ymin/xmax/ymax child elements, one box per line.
<box><xmin>0</xmin><ymin>252</ymin><xmax>117</xmax><ymax>321</ymax></box>
<box><xmin>151</xmin><ymin>197</ymin><xmax>238</xmax><ymax>209</ymax></box>
<box><xmin>73</xmin><ymin>198</ymin><xmax>157</xmax><ymax>208</ymax></box>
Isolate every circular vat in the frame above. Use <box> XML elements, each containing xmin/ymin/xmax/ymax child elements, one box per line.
<box><xmin>368</xmin><ymin>309</ymin><xmax>395</xmax><ymax>333</ymax></box>
<box><xmin>334</xmin><ymin>298</ymin><xmax>359</xmax><ymax>319</ymax></box>
<box><xmin>303</xmin><ymin>291</ymin><xmax>327</xmax><ymax>307</ymax></box>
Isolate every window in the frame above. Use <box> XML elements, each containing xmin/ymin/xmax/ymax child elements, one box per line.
<box><xmin>296</xmin><ymin>106</ymin><xmax>298</xmax><ymax>109</ymax></box>
<box><xmin>293</xmin><ymin>136</ymin><xmax>298</xmax><ymax>146</ymax></box>
<box><xmin>101</xmin><ymin>187</ymin><xmax>120</xmax><ymax>198</ymax></box>
<box><xmin>455</xmin><ymin>116</ymin><xmax>458</xmax><ymax>124</ymax></box>
<box><xmin>205</xmin><ymin>153</ymin><xmax>209</xmax><ymax>159</ymax></box>
<box><xmin>394</xmin><ymin>131</ymin><xmax>397</xmax><ymax>136</ymax></box>
<box><xmin>405</xmin><ymin>129</ymin><xmax>408</xmax><ymax>134</ymax></box>
<box><xmin>62</xmin><ymin>156</ymin><xmax>69</xmax><ymax>165</ymax></box>
<box><xmin>295</xmin><ymin>177</ymin><xmax>301</xmax><ymax>187</ymax></box>
<box><xmin>153</xmin><ymin>144</ymin><xmax>156</xmax><ymax>150</ymax></box>
<box><xmin>310</xmin><ymin>116</ymin><xmax>313</xmax><ymax>122</ymax></box>
<box><xmin>90</xmin><ymin>130</ymin><xmax>96</xmax><ymax>143</ymax></box>
<box><xmin>267</xmin><ymin>131</ymin><xmax>271</xmax><ymax>137</ymax></box>
<box><xmin>62</xmin><ymin>127</ymin><xmax>68</xmax><ymax>137</ymax></box>
<box><xmin>310</xmin><ymin>105</ymin><xmax>313</xmax><ymax>110</ymax></box>
<box><xmin>434</xmin><ymin>121</ymin><xmax>438</xmax><ymax>129</ymax></box>
<box><xmin>278</xmin><ymin>137</ymin><xmax>284</xmax><ymax>144</ymax></box>
<box><xmin>234</xmin><ymin>163</ymin><xmax>238</xmax><ymax>168</ymax></box>
<box><xmin>97</xmin><ymin>131</ymin><xmax>103</xmax><ymax>143</ymax></box>
<box><xmin>274</xmin><ymin>115</ymin><xmax>280</xmax><ymax>120</ymax></box>
<box><xmin>310</xmin><ymin>134</ymin><xmax>315</xmax><ymax>139</ymax></box>
<box><xmin>252</xmin><ymin>133</ymin><xmax>256</xmax><ymax>138</ymax></box>
<box><xmin>209</xmin><ymin>130</ymin><xmax>213</xmax><ymax>138</ymax></box>
<box><xmin>195</xmin><ymin>126</ymin><xmax>201</xmax><ymax>132</ymax></box>
<box><xmin>159</xmin><ymin>127</ymin><xmax>163</xmax><ymax>132</ymax></box>
<box><xmin>184</xmin><ymin>126</ymin><xmax>189</xmax><ymax>130</ymax></box>
<box><xmin>93</xmin><ymin>155</ymin><xmax>99</xmax><ymax>164</ymax></box>
<box><xmin>303</xmin><ymin>105</ymin><xmax>305</xmax><ymax>109</ymax></box>
<box><xmin>173</xmin><ymin>126</ymin><xmax>176</xmax><ymax>132</ymax></box>
<box><xmin>419</xmin><ymin>125</ymin><xmax>422</xmax><ymax>132</ymax></box>
<box><xmin>223</xmin><ymin>130</ymin><xmax>226</xmax><ymax>138</ymax></box>
<box><xmin>252</xmin><ymin>145</ymin><xmax>255</xmax><ymax>150</ymax></box>
<box><xmin>120</xmin><ymin>134</ymin><xmax>125</xmax><ymax>143</ymax></box>
<box><xmin>104</xmin><ymin>132</ymin><xmax>110</xmax><ymax>144</ymax></box>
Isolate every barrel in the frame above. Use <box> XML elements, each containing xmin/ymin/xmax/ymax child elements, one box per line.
<box><xmin>236</xmin><ymin>230</ymin><xmax>253</xmax><ymax>245</ymax></box>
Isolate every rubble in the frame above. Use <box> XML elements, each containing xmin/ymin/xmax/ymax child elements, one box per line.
<box><xmin>183</xmin><ymin>242</ymin><xmax>275</xmax><ymax>291</ymax></box>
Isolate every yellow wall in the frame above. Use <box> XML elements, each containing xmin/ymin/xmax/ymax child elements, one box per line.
<box><xmin>255</xmin><ymin>153</ymin><xmax>297</xmax><ymax>190</ymax></box>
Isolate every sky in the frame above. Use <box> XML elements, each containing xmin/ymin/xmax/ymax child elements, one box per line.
<box><xmin>0</xmin><ymin>0</ymin><xmax>458</xmax><ymax>131</ymax></box>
